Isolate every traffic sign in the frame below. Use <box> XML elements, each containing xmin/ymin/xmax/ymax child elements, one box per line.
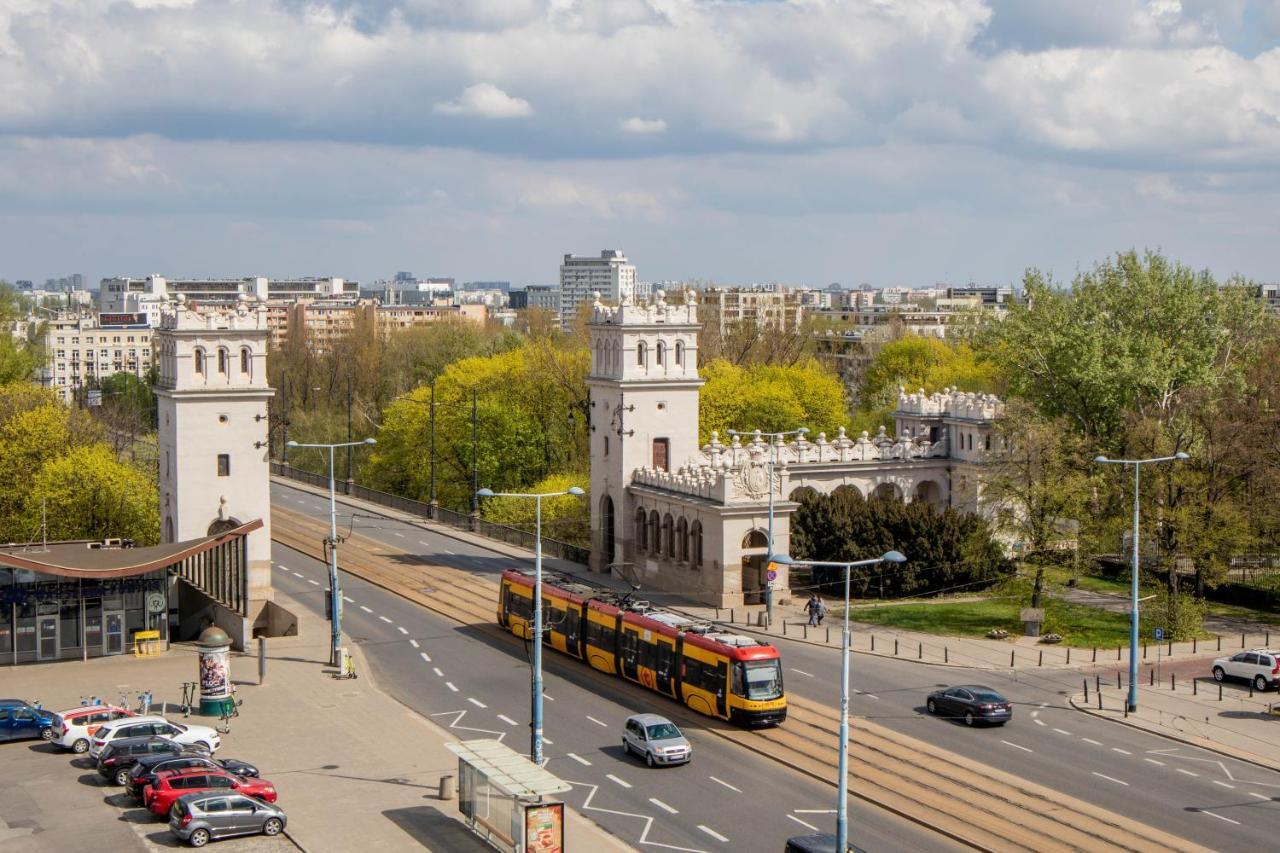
<box><xmin>766</xmin><ymin>569</ymin><xmax>778</xmax><ymax>582</ymax></box>
<box><xmin>1154</xmin><ymin>628</ymin><xmax>1164</xmax><ymax>641</ymax></box>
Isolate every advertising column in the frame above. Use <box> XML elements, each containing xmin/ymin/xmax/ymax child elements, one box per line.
<box><xmin>196</xmin><ymin>625</ymin><xmax>234</xmax><ymax>716</ymax></box>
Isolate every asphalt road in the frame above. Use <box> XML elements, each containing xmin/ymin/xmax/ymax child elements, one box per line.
<box><xmin>268</xmin><ymin>493</ymin><xmax>953</xmax><ymax>852</ymax></box>
<box><xmin>270</xmin><ymin>481</ymin><xmax>1280</xmax><ymax>851</ymax></box>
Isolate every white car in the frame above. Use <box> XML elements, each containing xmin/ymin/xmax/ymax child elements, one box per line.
<box><xmin>50</xmin><ymin>705</ymin><xmax>135</xmax><ymax>754</ymax></box>
<box><xmin>1212</xmin><ymin>649</ymin><xmax>1280</xmax><ymax>692</ymax></box>
<box><xmin>89</xmin><ymin>715</ymin><xmax>221</xmax><ymax>758</ymax></box>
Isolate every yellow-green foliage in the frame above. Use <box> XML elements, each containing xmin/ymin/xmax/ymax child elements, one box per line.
<box><xmin>479</xmin><ymin>472</ymin><xmax>590</xmax><ymax>544</ymax></box>
<box><xmin>699</xmin><ymin>358</ymin><xmax>847</xmax><ymax>444</ymax></box>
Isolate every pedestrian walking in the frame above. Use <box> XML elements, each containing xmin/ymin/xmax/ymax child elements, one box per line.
<box><xmin>815</xmin><ymin>595</ymin><xmax>828</xmax><ymax>626</ymax></box>
<box><xmin>805</xmin><ymin>593</ymin><xmax>821</xmax><ymax>627</ymax></box>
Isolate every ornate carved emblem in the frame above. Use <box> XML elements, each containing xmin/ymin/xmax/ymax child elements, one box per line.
<box><xmin>736</xmin><ymin>459</ymin><xmax>774</xmax><ymax>499</ymax></box>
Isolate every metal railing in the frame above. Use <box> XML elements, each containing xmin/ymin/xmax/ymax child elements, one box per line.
<box><xmin>271</xmin><ymin>462</ymin><xmax>590</xmax><ymax>566</ymax></box>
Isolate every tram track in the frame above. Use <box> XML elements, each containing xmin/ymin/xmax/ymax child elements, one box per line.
<box><xmin>272</xmin><ymin>507</ymin><xmax>1208</xmax><ymax>853</ymax></box>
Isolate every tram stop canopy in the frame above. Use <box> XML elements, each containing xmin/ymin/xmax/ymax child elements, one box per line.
<box><xmin>446</xmin><ymin>739</ymin><xmax>570</xmax><ymax>853</ymax></box>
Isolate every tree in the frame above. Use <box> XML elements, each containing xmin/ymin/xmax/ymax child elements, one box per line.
<box><xmin>850</xmin><ymin>335</ymin><xmax>999</xmax><ymax>436</ymax></box>
<box><xmin>26</xmin><ymin>445</ymin><xmax>160</xmax><ymax>545</ymax></box>
<box><xmin>697</xmin><ymin>313</ymin><xmax>818</xmax><ymax>367</ymax></box>
<box><xmin>479</xmin><ymin>472</ymin><xmax>590</xmax><ymax>547</ymax></box>
<box><xmin>980</xmin><ymin>400</ymin><xmax>1091</xmax><ymax>608</ymax></box>
<box><xmin>699</xmin><ymin>358</ymin><xmax>847</xmax><ymax>444</ymax></box>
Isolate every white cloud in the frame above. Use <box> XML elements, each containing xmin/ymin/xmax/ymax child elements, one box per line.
<box><xmin>433</xmin><ymin>83</ymin><xmax>533</xmax><ymax>118</ymax></box>
<box><xmin>620</xmin><ymin>117</ymin><xmax>666</xmax><ymax>134</ymax></box>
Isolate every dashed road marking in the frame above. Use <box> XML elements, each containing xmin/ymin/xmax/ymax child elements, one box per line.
<box><xmin>1112</xmin><ymin>748</ymin><xmax>1131</xmax><ymax>755</ymax></box>
<box><xmin>649</xmin><ymin>798</ymin><xmax>679</xmax><ymax>814</ymax></box>
<box><xmin>543</xmin><ymin>736</ymin><xmax>554</xmax><ymax>745</ymax></box>
<box><xmin>1248</xmin><ymin>792</ymin><xmax>1271</xmax><ymax>801</ymax></box>
<box><xmin>419</xmin><ymin>541</ymin><xmax>430</xmax><ymax>547</ymax></box>
<box><xmin>446</xmin><ymin>682</ymin><xmax>458</xmax><ymax>692</ymax></box>
<box><xmin>1052</xmin><ymin>728</ymin><xmax>1071</xmax><ymax>736</ymax></box>
<box><xmin>544</xmin><ymin>694</ymin><xmax>555</xmax><ymax>702</ymax></box>
<box><xmin>379</xmin><ymin>615</ymin><xmax>393</xmax><ymax>624</ymax></box>
<box><xmin>418</xmin><ymin>652</ymin><xmax>431</xmax><ymax>664</ymax></box>
<box><xmin>865</xmin><ymin>694</ymin><xmax>879</xmax><ymax>700</ymax></box>
<box><xmin>606</xmin><ymin>774</ymin><xmax>631</xmax><ymax>789</ymax></box>
<box><xmin>698</xmin><ymin>826</ymin><xmax>729</xmax><ymax>843</ymax></box>
<box><xmin>791</xmin><ymin>669</ymin><xmax>814</xmax><ymax>678</ymax></box>
<box><xmin>409</xmin><ymin>639</ymin><xmax>419</xmax><ymax>649</ymax></box>
<box><xmin>432</xmin><ymin>667</ymin><xmax>443</xmax><ymax>677</ymax></box>
<box><xmin>709</xmin><ymin>776</ymin><xmax>742</xmax><ymax>793</ymax></box>
<box><xmin>498</xmin><ymin>714</ymin><xmax>518</xmax><ymax>726</ymax></box>
<box><xmin>1034</xmin><ymin>719</ymin><xmax>1046</xmax><ymax>727</ymax></box>
<box><xmin>1199</xmin><ymin>810</ymin><xmax>1240</xmax><ymax>825</ymax></box>
<box><xmin>567</xmin><ymin>753</ymin><xmax>592</xmax><ymax>766</ymax></box>
<box><xmin>1092</xmin><ymin>772</ymin><xmax>1129</xmax><ymax>787</ymax></box>
<box><xmin>359</xmin><ymin>605</ymin><xmax>373</xmax><ymax>613</ymax></box>
<box><xmin>1144</xmin><ymin>758</ymin><xmax>1166</xmax><ymax>766</ymax></box>
<box><xmin>1001</xmin><ymin>740</ymin><xmax>1033</xmax><ymax>753</ymax></box>
<box><xmin>343</xmin><ymin>596</ymin><xmax>354</xmax><ymax>603</ymax></box>
<box><xmin>307</xmin><ymin>578</ymin><xmax>320</xmax><ymax>585</ymax></box>
<box><xmin>292</xmin><ymin>572</ymin><xmax>305</xmax><ymax>578</ymax></box>
<box><xmin>397</xmin><ymin>626</ymin><xmax>408</xmax><ymax>635</ymax></box>
<box><xmin>1213</xmin><ymin>780</ymin><xmax>1236</xmax><ymax>790</ymax></box>
<box><xmin>1081</xmin><ymin>738</ymin><xmax>1102</xmax><ymax>746</ymax></box>
<box><xmin>467</xmin><ymin>697</ymin><xmax>487</xmax><ymax>708</ymax></box>
<box><xmin>787</xmin><ymin>815</ymin><xmax>820</xmax><ymax>832</ymax></box>
<box><xmin>586</xmin><ymin>716</ymin><xmax>608</xmax><ymax>727</ymax></box>
<box><xmin>1176</xmin><ymin>768</ymin><xmax>1199</xmax><ymax>778</ymax></box>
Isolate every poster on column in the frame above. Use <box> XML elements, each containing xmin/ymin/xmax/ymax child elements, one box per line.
<box><xmin>199</xmin><ymin>647</ymin><xmax>230</xmax><ymax>701</ymax></box>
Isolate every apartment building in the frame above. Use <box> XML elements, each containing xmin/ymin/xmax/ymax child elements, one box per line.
<box><xmin>559</xmin><ymin>250</ymin><xmax>636</xmax><ymax>328</ymax></box>
<box><xmin>281</xmin><ymin>301</ymin><xmax>486</xmax><ymax>353</ymax></box>
<box><xmin>41</xmin><ymin>312</ymin><xmax>153</xmax><ymax>403</ymax></box>
<box><xmin>698</xmin><ymin>286</ymin><xmax>807</xmax><ymax>334</ymax></box>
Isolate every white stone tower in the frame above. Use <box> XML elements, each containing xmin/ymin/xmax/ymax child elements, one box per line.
<box><xmin>155</xmin><ymin>296</ymin><xmax>274</xmax><ymax>645</ymax></box>
<box><xmin>587</xmin><ymin>289</ymin><xmax>703</xmax><ymax>573</ymax></box>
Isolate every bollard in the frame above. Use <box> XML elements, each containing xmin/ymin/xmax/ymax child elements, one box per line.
<box><xmin>918</xmin><ymin>642</ymin><xmax>923</xmax><ymax>660</ymax></box>
<box><xmin>1084</xmin><ymin>678</ymin><xmax>1089</xmax><ymax>703</ymax></box>
<box><xmin>1150</xmin><ymin>668</ymin><xmax>1154</xmax><ymax>686</ymax></box>
<box><xmin>1092</xmin><ymin>647</ymin><xmax>1097</xmax><ymax>663</ymax></box>
<box><xmin>1193</xmin><ymin>637</ymin><xmax>1197</xmax><ymax>654</ymax></box>
<box><xmin>871</xmin><ymin>634</ymin><xmax>876</xmax><ymax>652</ymax></box>
<box><xmin>1097</xmin><ymin>688</ymin><xmax>1103</xmax><ymax>710</ymax></box>
<box><xmin>804</xmin><ymin>625</ymin><xmax>808</xmax><ymax>640</ymax></box>
<box><xmin>1143</xmin><ymin>644</ymin><xmax>1148</xmax><ymax>659</ymax></box>
<box><xmin>1011</xmin><ymin>650</ymin><xmax>1016</xmax><ymax>667</ymax></box>
<box><xmin>1168</xmin><ymin>640</ymin><xmax>1172</xmax><ymax>656</ymax></box>
<box><xmin>1193</xmin><ymin>678</ymin><xmax>1197</xmax><ymax>696</ymax></box>
<box><xmin>1123</xmin><ymin>702</ymin><xmax>1128</xmax><ymax>718</ymax></box>
<box><xmin>1217</xmin><ymin>635</ymin><xmax>1221</xmax><ymax>651</ymax></box>
<box><xmin>1219</xmin><ymin>683</ymin><xmax>1223</xmax><ymax>701</ymax></box>
<box><xmin>1117</xmin><ymin>645</ymin><xmax>1122</xmax><ymax>661</ymax></box>
<box><xmin>258</xmin><ymin>637</ymin><xmax>266</xmax><ymax>686</ymax></box>
<box><xmin>1096</xmin><ymin>674</ymin><xmax>1101</xmax><ymax>696</ymax></box>
<box><xmin>1250</xmin><ymin>682</ymin><xmax>1254</xmax><ymax>698</ymax></box>
<box><xmin>730</xmin><ymin>609</ymin><xmax>735</xmax><ymax>624</ymax></box>
<box><xmin>716</xmin><ymin>608</ymin><xmax>720</xmax><ymax>621</ymax></box>
<box><xmin>826</xmin><ymin>628</ymin><xmax>830</xmax><ymax>644</ymax></box>
<box><xmin>894</xmin><ymin>639</ymin><xmax>899</xmax><ymax>656</ymax></box>
<box><xmin>1038</xmin><ymin>650</ymin><xmax>1043</xmax><ymax>667</ymax></box>
<box><xmin>1066</xmin><ymin>648</ymin><xmax>1071</xmax><ymax>665</ymax></box>
<box><xmin>1116</xmin><ymin>671</ymin><xmax>1121</xmax><ymax>689</ymax></box>
<box><xmin>1242</xmin><ymin>632</ymin><xmax>1247</xmax><ymax>648</ymax></box>
<box><xmin>1171</xmin><ymin>674</ymin><xmax>1175</xmax><ymax>691</ymax></box>
<box><xmin>783</xmin><ymin>621</ymin><xmax>788</xmax><ymax>636</ymax></box>
<box><xmin>945</xmin><ymin>647</ymin><xmax>949</xmax><ymax>664</ymax></box>
<box><xmin>439</xmin><ymin>774</ymin><xmax>456</xmax><ymax>801</ymax></box>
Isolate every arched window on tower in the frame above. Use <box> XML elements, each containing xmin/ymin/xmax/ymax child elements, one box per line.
<box><xmin>656</xmin><ymin>341</ymin><xmax>666</xmax><ymax>366</ymax></box>
<box><xmin>217</xmin><ymin>348</ymin><xmax>228</xmax><ymax>374</ymax></box>
<box><xmin>637</xmin><ymin>340</ymin><xmax>647</xmax><ymax>367</ymax></box>
<box><xmin>648</xmin><ymin>510</ymin><xmax>660</xmax><ymax>554</ymax></box>
<box><xmin>677</xmin><ymin>518</ymin><xmax>689</xmax><ymax>562</ymax></box>
<box><xmin>675</xmin><ymin>341</ymin><xmax>684</xmax><ymax>366</ymax></box>
<box><xmin>662</xmin><ymin>513</ymin><xmax>674</xmax><ymax>557</ymax></box>
<box><xmin>240</xmin><ymin>347</ymin><xmax>251</xmax><ymax>376</ymax></box>
<box><xmin>193</xmin><ymin>348</ymin><xmax>205</xmax><ymax>376</ymax></box>
<box><xmin>635</xmin><ymin>507</ymin><xmax>648</xmax><ymax>551</ymax></box>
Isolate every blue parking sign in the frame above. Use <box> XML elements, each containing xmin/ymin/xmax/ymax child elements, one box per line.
<box><xmin>1154</xmin><ymin>628</ymin><xmax>1164</xmax><ymax>641</ymax></box>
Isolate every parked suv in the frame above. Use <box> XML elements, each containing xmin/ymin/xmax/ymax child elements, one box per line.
<box><xmin>90</xmin><ymin>715</ymin><xmax>220</xmax><ymax>758</ymax></box>
<box><xmin>170</xmin><ymin>792</ymin><xmax>288</xmax><ymax>847</ymax></box>
<box><xmin>1212</xmin><ymin>649</ymin><xmax>1280</xmax><ymax>691</ymax></box>
<box><xmin>98</xmin><ymin>736</ymin><xmax>208</xmax><ymax>785</ymax></box>
<box><xmin>0</xmin><ymin>700</ymin><xmax>55</xmax><ymax>743</ymax></box>
<box><xmin>621</xmin><ymin>714</ymin><xmax>692</xmax><ymax>766</ymax></box>
<box><xmin>145</xmin><ymin>768</ymin><xmax>277</xmax><ymax>817</ymax></box>
<box><xmin>127</xmin><ymin>754</ymin><xmax>260</xmax><ymax>801</ymax></box>
<box><xmin>50</xmin><ymin>705</ymin><xmax>135</xmax><ymax>754</ymax></box>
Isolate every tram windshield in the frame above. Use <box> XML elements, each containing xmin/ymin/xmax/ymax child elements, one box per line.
<box><xmin>738</xmin><ymin>659</ymin><xmax>784</xmax><ymax>700</ymax></box>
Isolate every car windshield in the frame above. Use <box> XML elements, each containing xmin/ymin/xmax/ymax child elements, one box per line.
<box><xmin>972</xmin><ymin>690</ymin><xmax>1005</xmax><ymax>703</ymax></box>
<box><xmin>742</xmin><ymin>659</ymin><xmax>784</xmax><ymax>700</ymax></box>
<box><xmin>646</xmin><ymin>723</ymin><xmax>681</xmax><ymax>740</ymax></box>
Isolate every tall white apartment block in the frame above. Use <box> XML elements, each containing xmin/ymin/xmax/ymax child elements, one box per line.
<box><xmin>41</xmin><ymin>312</ymin><xmax>154</xmax><ymax>403</ymax></box>
<box><xmin>559</xmin><ymin>250</ymin><xmax>636</xmax><ymax>329</ymax></box>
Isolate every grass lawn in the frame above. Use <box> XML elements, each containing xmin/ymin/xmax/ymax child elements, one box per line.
<box><xmin>845</xmin><ymin>597</ymin><xmax>1189</xmax><ymax>648</ymax></box>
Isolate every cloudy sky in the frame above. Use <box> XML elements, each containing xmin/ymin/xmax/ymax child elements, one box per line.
<box><xmin>1</xmin><ymin>0</ymin><xmax>1278</xmax><ymax>288</ymax></box>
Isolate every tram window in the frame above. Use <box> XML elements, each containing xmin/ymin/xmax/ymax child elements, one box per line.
<box><xmin>731</xmin><ymin>663</ymin><xmax>745</xmax><ymax>697</ymax></box>
<box><xmin>505</xmin><ymin>588</ymin><xmax>532</xmax><ymax>620</ymax></box>
<box><xmin>655</xmin><ymin>642</ymin><xmax>674</xmax><ymax>674</ymax></box>
<box><xmin>563</xmin><ymin>609</ymin><xmax>581</xmax><ymax>646</ymax></box>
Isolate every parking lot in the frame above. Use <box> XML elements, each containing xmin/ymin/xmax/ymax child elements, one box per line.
<box><xmin>1</xmin><ymin>736</ymin><xmax>291</xmax><ymax>853</ymax></box>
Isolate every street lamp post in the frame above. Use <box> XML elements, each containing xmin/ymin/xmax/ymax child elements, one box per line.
<box><xmin>476</xmin><ymin>485</ymin><xmax>586</xmax><ymax>767</ymax></box>
<box><xmin>1094</xmin><ymin>451</ymin><xmax>1189</xmax><ymax>712</ymax></box>
<box><xmin>769</xmin><ymin>550</ymin><xmax>906</xmax><ymax>853</ymax></box>
<box><xmin>726</xmin><ymin>427</ymin><xmax>808</xmax><ymax>623</ymax></box>
<box><xmin>286</xmin><ymin>437</ymin><xmax>378</xmax><ymax>667</ymax></box>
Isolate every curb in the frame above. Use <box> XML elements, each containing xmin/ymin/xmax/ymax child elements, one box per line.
<box><xmin>1067</xmin><ymin>692</ymin><xmax>1280</xmax><ymax>775</ymax></box>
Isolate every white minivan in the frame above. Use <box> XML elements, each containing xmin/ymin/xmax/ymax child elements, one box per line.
<box><xmin>89</xmin><ymin>715</ymin><xmax>221</xmax><ymax>758</ymax></box>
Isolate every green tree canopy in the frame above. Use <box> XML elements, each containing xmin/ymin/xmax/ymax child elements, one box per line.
<box><xmin>479</xmin><ymin>472</ymin><xmax>590</xmax><ymax>547</ymax></box>
<box><xmin>699</xmin><ymin>358</ymin><xmax>846</xmax><ymax>444</ymax></box>
<box><xmin>27</xmin><ymin>444</ymin><xmax>160</xmax><ymax>544</ymax></box>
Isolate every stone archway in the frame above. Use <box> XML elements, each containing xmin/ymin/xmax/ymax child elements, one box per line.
<box><xmin>832</xmin><ymin>484</ymin><xmax>864</xmax><ymax>501</ymax></box>
<box><xmin>870</xmin><ymin>482</ymin><xmax>902</xmax><ymax>502</ymax></box>
<box><xmin>913</xmin><ymin>480</ymin><xmax>943</xmax><ymax>508</ymax></box>
<box><xmin>741</xmin><ymin>529</ymin><xmax>769</xmax><ymax>605</ymax></box>
<box><xmin>789</xmin><ymin>485</ymin><xmax>819</xmax><ymax>503</ymax></box>
<box><xmin>207</xmin><ymin>516</ymin><xmax>243</xmax><ymax>536</ymax></box>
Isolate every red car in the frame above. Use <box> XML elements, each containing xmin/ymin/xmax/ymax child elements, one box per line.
<box><xmin>144</xmin><ymin>767</ymin><xmax>277</xmax><ymax>817</ymax></box>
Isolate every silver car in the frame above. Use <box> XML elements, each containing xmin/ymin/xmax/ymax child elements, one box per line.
<box><xmin>622</xmin><ymin>713</ymin><xmax>691</xmax><ymax>767</ymax></box>
<box><xmin>169</xmin><ymin>792</ymin><xmax>287</xmax><ymax>847</ymax></box>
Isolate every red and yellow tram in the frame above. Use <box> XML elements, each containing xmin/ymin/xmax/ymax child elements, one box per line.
<box><xmin>498</xmin><ymin>568</ymin><xmax>787</xmax><ymax>725</ymax></box>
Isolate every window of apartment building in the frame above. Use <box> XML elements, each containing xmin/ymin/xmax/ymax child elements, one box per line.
<box><xmin>127</xmin><ymin>336</ymin><xmax>134</xmax><ymax>343</ymax></box>
<box><xmin>652</xmin><ymin>438</ymin><xmax>669</xmax><ymax>472</ymax></box>
<box><xmin>217</xmin><ymin>454</ymin><xmax>230</xmax><ymax>477</ymax></box>
<box><xmin>56</xmin><ymin>337</ymin><xmax>65</xmax><ymax>345</ymax></box>
<box><xmin>56</xmin><ymin>349</ymin><xmax>65</xmax><ymax>358</ymax></box>
<box><xmin>113</xmin><ymin>336</ymin><xmax>121</xmax><ymax>343</ymax></box>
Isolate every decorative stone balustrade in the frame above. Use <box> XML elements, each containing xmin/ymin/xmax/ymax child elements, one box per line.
<box><xmin>590</xmin><ymin>288</ymin><xmax>698</xmax><ymax>326</ymax></box>
<box><xmin>895</xmin><ymin>385</ymin><xmax>1003</xmax><ymax>421</ymax></box>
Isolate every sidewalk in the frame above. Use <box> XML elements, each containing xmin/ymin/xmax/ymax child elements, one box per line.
<box><xmin>2</xmin><ymin>589</ymin><xmax>631</xmax><ymax>853</ymax></box>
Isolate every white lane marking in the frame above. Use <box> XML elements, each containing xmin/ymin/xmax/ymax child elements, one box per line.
<box><xmin>498</xmin><ymin>714</ymin><xmax>519</xmax><ymax>726</ymax></box>
<box><xmin>1112</xmin><ymin>748</ymin><xmax>1132</xmax><ymax>755</ymax></box>
<box><xmin>568</xmin><ymin>781</ymin><xmax>704</xmax><ymax>853</ymax></box>
<box><xmin>567</xmin><ymin>752</ymin><xmax>592</xmax><ymax>766</ymax></box>
<box><xmin>586</xmin><ymin>716</ymin><xmax>608</xmax><ymax>727</ymax></box>
<box><xmin>409</xmin><ymin>639</ymin><xmax>420</xmax><ymax>649</ymax></box>
<box><xmin>1176</xmin><ymin>768</ymin><xmax>1199</xmax><ymax>777</ymax></box>
<box><xmin>1213</xmin><ymin>780</ymin><xmax>1236</xmax><ymax>790</ymax></box>
<box><xmin>698</xmin><ymin>826</ymin><xmax>729</xmax><ymax>843</ymax></box>
<box><xmin>393</xmin><ymin>531</ymin><xmax>404</xmax><ymax>538</ymax></box>
<box><xmin>605</xmin><ymin>774</ymin><xmax>631</xmax><ymax>789</ymax></box>
<box><xmin>544</xmin><ymin>694</ymin><xmax>555</xmax><ymax>702</ymax></box>
<box><xmin>1144</xmin><ymin>758</ymin><xmax>1166</xmax><ymax>766</ymax></box>
<box><xmin>292</xmin><ymin>572</ymin><xmax>305</xmax><ymax>578</ymax></box>
<box><xmin>1091</xmin><ymin>772</ymin><xmax>1129</xmax><ymax>787</ymax></box>
<box><xmin>307</xmin><ymin>579</ymin><xmax>320</xmax><ymax>586</ymax></box>
<box><xmin>1248</xmin><ymin>792</ymin><xmax>1271</xmax><ymax>801</ymax></box>
<box><xmin>1029</xmin><ymin>710</ymin><xmax>1039</xmax><ymax>718</ymax></box>
<box><xmin>444</xmin><ymin>549</ymin><xmax>455</xmax><ymax>555</ymax></box>
<box><xmin>467</xmin><ymin>697</ymin><xmax>487</xmax><ymax>709</ymax></box>
<box><xmin>360</xmin><ymin>605</ymin><xmax>373</xmax><ymax>613</ymax></box>
<box><xmin>432</xmin><ymin>667</ymin><xmax>443</xmax><ymax>677</ymax></box>
<box><xmin>430</xmin><ymin>709</ymin><xmax>506</xmax><ymax>743</ymax></box>
<box><xmin>794</xmin><ymin>810</ymin><xmax>838</xmax><ymax>814</ymax></box>
<box><xmin>649</xmin><ymin>798</ymin><xmax>679</xmax><ymax>814</ymax></box>
<box><xmin>446</xmin><ymin>682</ymin><xmax>458</xmax><ymax>692</ymax></box>
<box><xmin>791</xmin><ymin>669</ymin><xmax>815</xmax><ymax>678</ymax></box>
<box><xmin>865</xmin><ymin>694</ymin><xmax>879</xmax><ymax>700</ymax></box>
<box><xmin>418</xmin><ymin>652</ymin><xmax>431</xmax><ymax>664</ymax></box>
<box><xmin>1052</xmin><ymin>728</ymin><xmax>1071</xmax><ymax>736</ymax></box>
<box><xmin>1001</xmin><ymin>740</ymin><xmax>1033</xmax><ymax>753</ymax></box>
<box><xmin>1034</xmin><ymin>718</ymin><xmax>1046</xmax><ymax>727</ymax></box>
<box><xmin>397</xmin><ymin>626</ymin><xmax>408</xmax><ymax>635</ymax></box>
<box><xmin>710</xmin><ymin>776</ymin><xmax>742</xmax><ymax>793</ymax></box>
<box><xmin>543</xmin><ymin>737</ymin><xmax>553</xmax><ymax>745</ymax></box>
<box><xmin>419</xmin><ymin>540</ymin><xmax>430</xmax><ymax>547</ymax></box>
<box><xmin>1081</xmin><ymin>738</ymin><xmax>1102</xmax><ymax>746</ymax></box>
<box><xmin>343</xmin><ymin>596</ymin><xmax>354</xmax><ymax>603</ymax></box>
<box><xmin>787</xmin><ymin>815</ymin><xmax>821</xmax><ymax>832</ymax></box>
<box><xmin>379</xmin><ymin>615</ymin><xmax>393</xmax><ymax>623</ymax></box>
<box><xmin>1200</xmin><ymin>811</ymin><xmax>1240</xmax><ymax>825</ymax></box>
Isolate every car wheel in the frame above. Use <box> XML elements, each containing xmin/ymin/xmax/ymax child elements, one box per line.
<box><xmin>41</xmin><ymin>727</ymin><xmax>55</xmax><ymax>741</ymax></box>
<box><xmin>646</xmin><ymin>751</ymin><xmax>655</xmax><ymax>768</ymax></box>
<box><xmin>1212</xmin><ymin>666</ymin><xmax>1225</xmax><ymax>682</ymax></box>
<box><xmin>926</xmin><ymin>699</ymin><xmax>937</xmax><ymax>715</ymax></box>
<box><xmin>263</xmin><ymin>818</ymin><xmax>283</xmax><ymax>836</ymax></box>
<box><xmin>115</xmin><ymin>768</ymin><xmax>132</xmax><ymax>786</ymax></box>
<box><xmin>622</xmin><ymin>739</ymin><xmax>631</xmax><ymax>756</ymax></box>
<box><xmin>188</xmin><ymin>828</ymin><xmax>210</xmax><ymax>848</ymax></box>
<box><xmin>198</xmin><ymin>741</ymin><xmax>213</xmax><ymax>753</ymax></box>
<box><xmin>964</xmin><ymin>711</ymin><xmax>975</xmax><ymax>727</ymax></box>
<box><xmin>1255</xmin><ymin>675</ymin><xmax>1268</xmax><ymax>692</ymax></box>
<box><xmin>73</xmin><ymin>738</ymin><xmax>90</xmax><ymax>754</ymax></box>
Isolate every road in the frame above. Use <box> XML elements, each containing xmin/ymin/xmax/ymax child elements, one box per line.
<box><xmin>268</xmin><ymin>486</ymin><xmax>954</xmax><ymax>852</ymax></box>
<box><xmin>270</xmin><ymin>480</ymin><xmax>1280</xmax><ymax>851</ymax></box>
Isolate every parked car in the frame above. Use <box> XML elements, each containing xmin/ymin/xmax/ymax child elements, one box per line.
<box><xmin>0</xmin><ymin>699</ymin><xmax>55</xmax><ymax>743</ymax></box>
<box><xmin>170</xmin><ymin>792</ymin><xmax>287</xmax><ymax>847</ymax></box>
<box><xmin>50</xmin><ymin>705</ymin><xmax>135</xmax><ymax>754</ymax></box>
<box><xmin>127</xmin><ymin>754</ymin><xmax>260</xmax><ymax>801</ymax></box>
<box><xmin>90</xmin><ymin>715</ymin><xmax>220</xmax><ymax>758</ymax></box>
<box><xmin>97</xmin><ymin>736</ymin><xmax>207</xmax><ymax>785</ymax></box>
<box><xmin>145</xmin><ymin>767</ymin><xmax>277</xmax><ymax>817</ymax></box>
<box><xmin>621</xmin><ymin>714</ymin><xmax>692</xmax><ymax>766</ymax></box>
<box><xmin>784</xmin><ymin>834</ymin><xmax>867</xmax><ymax>853</ymax></box>
<box><xmin>1212</xmin><ymin>649</ymin><xmax>1280</xmax><ymax>692</ymax></box>
<box><xmin>925</xmin><ymin>685</ymin><xmax>1013</xmax><ymax>726</ymax></box>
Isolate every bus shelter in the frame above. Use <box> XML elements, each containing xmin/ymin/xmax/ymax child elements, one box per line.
<box><xmin>446</xmin><ymin>739</ymin><xmax>571</xmax><ymax>853</ymax></box>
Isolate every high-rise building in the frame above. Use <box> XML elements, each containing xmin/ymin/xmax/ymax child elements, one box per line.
<box><xmin>40</xmin><ymin>312</ymin><xmax>153</xmax><ymax>403</ymax></box>
<box><xmin>558</xmin><ymin>250</ymin><xmax>636</xmax><ymax>328</ymax></box>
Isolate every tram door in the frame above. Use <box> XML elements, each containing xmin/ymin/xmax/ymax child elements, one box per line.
<box><xmin>104</xmin><ymin>612</ymin><xmax>125</xmax><ymax>656</ymax></box>
<box><xmin>37</xmin><ymin>612</ymin><xmax>59</xmax><ymax>661</ymax></box>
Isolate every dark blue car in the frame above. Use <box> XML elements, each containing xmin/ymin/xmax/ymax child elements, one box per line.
<box><xmin>0</xmin><ymin>699</ymin><xmax>55</xmax><ymax>742</ymax></box>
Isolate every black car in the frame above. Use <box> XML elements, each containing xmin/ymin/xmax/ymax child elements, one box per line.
<box><xmin>125</xmin><ymin>753</ymin><xmax>259</xmax><ymax>800</ymax></box>
<box><xmin>925</xmin><ymin>685</ymin><xmax>1013</xmax><ymax>726</ymax></box>
<box><xmin>97</xmin><ymin>736</ymin><xmax>208</xmax><ymax>786</ymax></box>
